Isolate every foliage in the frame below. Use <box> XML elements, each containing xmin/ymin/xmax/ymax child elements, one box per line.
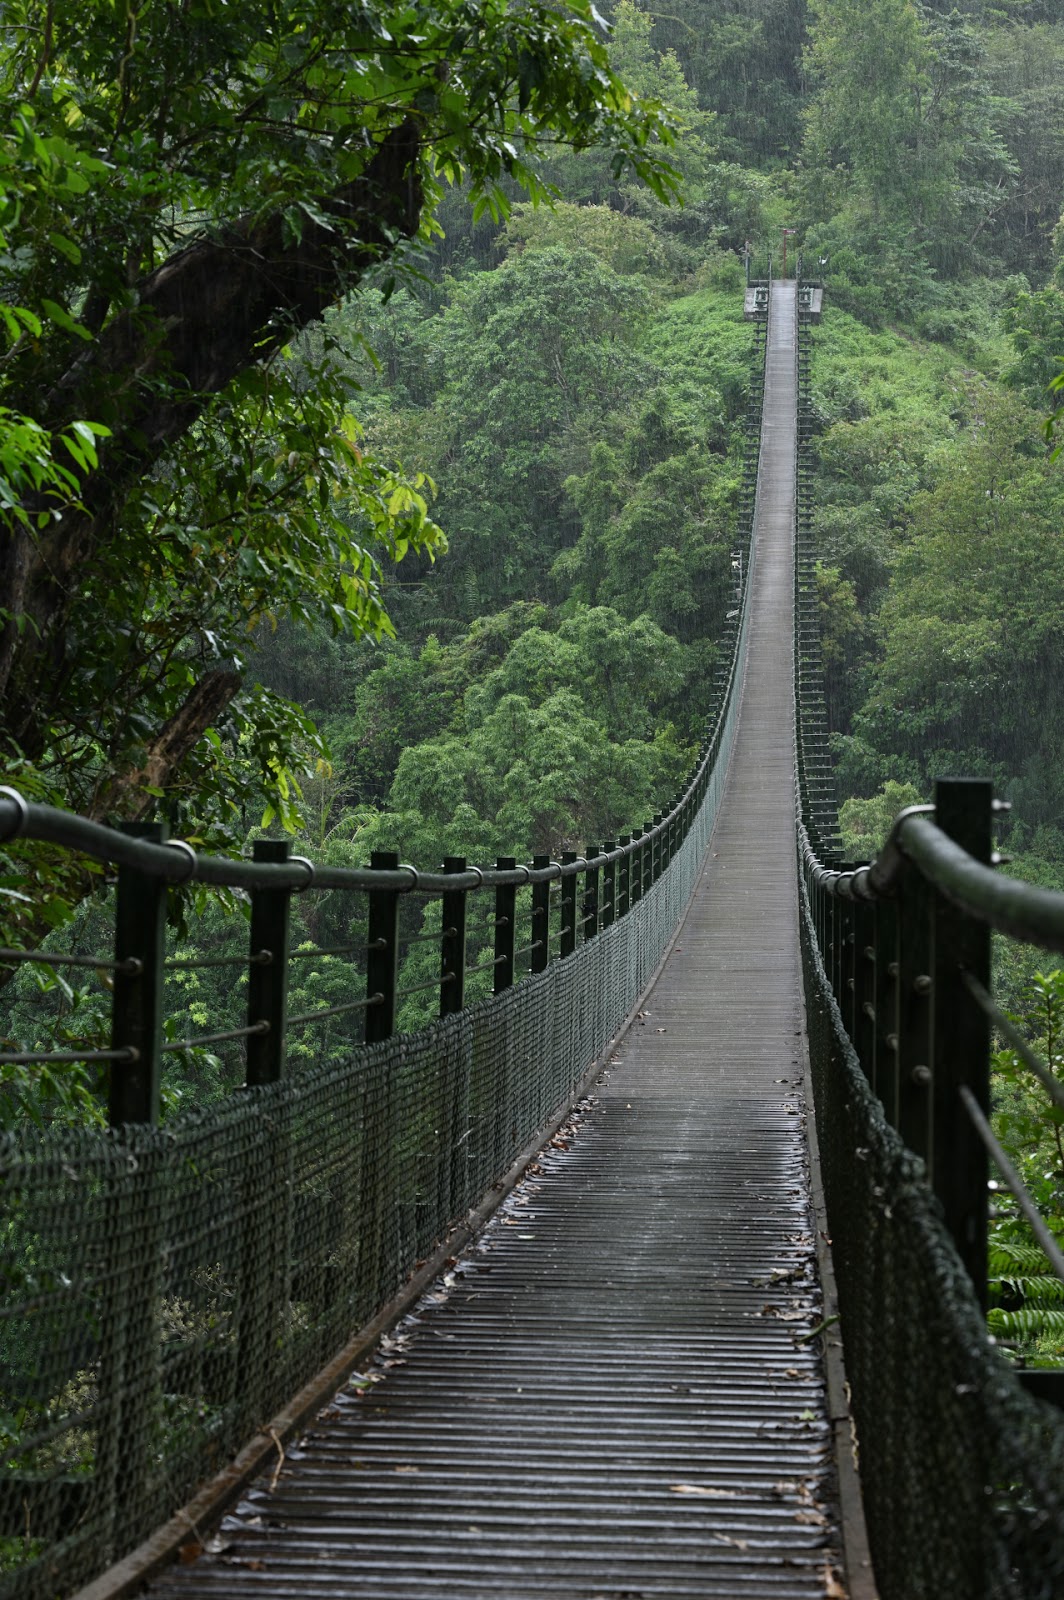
<box><xmin>0</xmin><ymin>0</ymin><xmax>679</xmax><ymax>890</ymax></box>
<box><xmin>800</xmin><ymin>0</ymin><xmax>1015</xmax><ymax>312</ymax></box>
<box><xmin>982</xmin><ymin>20</ymin><xmax>1064</xmax><ymax>277</ymax></box>
<box><xmin>0</xmin><ymin>963</ymin><xmax>107</xmax><ymax>1129</ymax></box>
<box><xmin>848</xmin><ymin>390</ymin><xmax>1064</xmax><ymax>824</ymax></box>
<box><xmin>837</xmin><ymin>780</ymin><xmax>923</xmax><ymax>862</ymax></box>
<box><xmin>358</xmin><ymin>604</ymin><xmax>695</xmax><ymax>865</ymax></box>
<box><xmin>648</xmin><ymin>0</ymin><xmax>808</xmax><ymax>166</ymax></box>
<box><xmin>989</xmin><ymin>971</ymin><xmax>1064</xmax><ymax>1366</ymax></box>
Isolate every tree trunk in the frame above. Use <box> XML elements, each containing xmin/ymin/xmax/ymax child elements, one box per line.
<box><xmin>0</xmin><ymin>118</ymin><xmax>423</xmax><ymax>732</ymax></box>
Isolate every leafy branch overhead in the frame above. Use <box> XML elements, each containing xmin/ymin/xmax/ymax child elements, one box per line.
<box><xmin>0</xmin><ymin>0</ymin><xmax>678</xmax><ymax>834</ymax></box>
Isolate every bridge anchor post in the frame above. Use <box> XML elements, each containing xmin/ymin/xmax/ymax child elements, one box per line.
<box><xmin>931</xmin><ymin>778</ymin><xmax>993</xmax><ymax>1310</ymax></box>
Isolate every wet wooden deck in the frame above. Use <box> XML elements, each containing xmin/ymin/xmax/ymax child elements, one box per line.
<box><xmin>144</xmin><ymin>283</ymin><xmax>844</xmax><ymax>1599</ymax></box>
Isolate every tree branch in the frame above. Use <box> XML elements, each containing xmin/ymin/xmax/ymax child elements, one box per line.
<box><xmin>0</xmin><ymin>117</ymin><xmax>423</xmax><ymax>723</ymax></box>
<box><xmin>92</xmin><ymin>667</ymin><xmax>242</xmax><ymax>821</ymax></box>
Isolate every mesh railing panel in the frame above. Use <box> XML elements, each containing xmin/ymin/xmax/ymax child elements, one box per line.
<box><xmin>799</xmin><ymin>874</ymin><xmax>1064</xmax><ymax>1600</ymax></box>
<box><xmin>0</xmin><ymin>696</ymin><xmax>734</xmax><ymax>1598</ymax></box>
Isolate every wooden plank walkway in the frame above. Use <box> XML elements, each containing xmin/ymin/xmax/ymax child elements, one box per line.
<box><xmin>145</xmin><ymin>283</ymin><xmax>843</xmax><ymax>1599</ymax></box>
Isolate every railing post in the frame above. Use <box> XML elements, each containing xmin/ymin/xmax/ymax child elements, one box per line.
<box><xmin>931</xmin><ymin>778</ymin><xmax>993</xmax><ymax>1307</ymax></box>
<box><xmin>617</xmin><ymin>836</ymin><xmax>630</xmax><ymax>919</ymax></box>
<box><xmin>103</xmin><ymin>821</ymin><xmax>168</xmax><ymax>1565</ymax></box>
<box><xmin>873</xmin><ymin>898</ymin><xmax>899</xmax><ymax>1128</ymax></box>
<box><xmin>246</xmin><ymin>839</ymin><xmax>291</xmax><ymax>1086</ymax></box>
<box><xmin>494</xmin><ymin>857</ymin><xmax>516</xmax><ymax>994</ymax></box>
<box><xmin>237</xmin><ymin>842</ymin><xmax>295</xmax><ymax>1442</ymax></box>
<box><xmin>440</xmin><ymin>856</ymin><xmax>467</xmax><ymax>1016</ymax></box>
<box><xmin>833</xmin><ymin>897</ymin><xmax>849</xmax><ymax>1013</ymax></box>
<box><xmin>853</xmin><ymin>899</ymin><xmax>875</xmax><ymax>1085</ymax></box>
<box><xmin>895</xmin><ymin>858</ymin><xmax>934</xmax><ymax>1166</ymax></box>
<box><xmin>560</xmin><ymin>852</ymin><xmax>578</xmax><ymax>958</ymax></box>
<box><xmin>365</xmin><ymin>850</ymin><xmax>400</xmax><ymax>1043</ymax></box>
<box><xmin>629</xmin><ymin>831</ymin><xmax>644</xmax><ymax>906</ymax></box>
<box><xmin>601</xmin><ymin>842</ymin><xmax>616</xmax><ymax>930</ymax></box>
<box><xmin>110</xmin><ymin>821</ymin><xmax>168</xmax><ymax>1127</ymax></box>
<box><xmin>583</xmin><ymin>850</ymin><xmax>599</xmax><ymax>943</ymax></box>
<box><xmin>531</xmin><ymin>855</ymin><xmax>550</xmax><ymax>974</ymax></box>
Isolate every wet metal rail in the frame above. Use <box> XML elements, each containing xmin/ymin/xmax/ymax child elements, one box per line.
<box><xmin>142</xmin><ymin>283</ymin><xmax>845</xmax><ymax>1599</ymax></box>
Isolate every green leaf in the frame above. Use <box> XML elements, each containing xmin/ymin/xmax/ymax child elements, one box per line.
<box><xmin>47</xmin><ymin>231</ymin><xmax>82</xmax><ymax>265</ymax></box>
<box><xmin>40</xmin><ymin>299</ymin><xmax>92</xmax><ymax>342</ymax></box>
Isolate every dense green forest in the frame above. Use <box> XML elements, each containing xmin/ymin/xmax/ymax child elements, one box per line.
<box><xmin>3</xmin><ymin>0</ymin><xmax>1064</xmax><ymax>1355</ymax></box>
<box><xmin>8</xmin><ymin>0</ymin><xmax>1064</xmax><ymax>934</ymax></box>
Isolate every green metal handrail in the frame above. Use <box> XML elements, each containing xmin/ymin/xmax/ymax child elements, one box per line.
<box><xmin>0</xmin><ymin>307</ymin><xmax>769</xmax><ymax>1126</ymax></box>
<box><xmin>791</xmin><ymin>264</ymin><xmax>1064</xmax><ymax>1356</ymax></box>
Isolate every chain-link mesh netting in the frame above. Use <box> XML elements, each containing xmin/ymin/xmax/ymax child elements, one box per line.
<box><xmin>799</xmin><ymin>876</ymin><xmax>1064</xmax><ymax>1600</ymax></box>
<box><xmin>0</xmin><ymin>663</ymin><xmax>741</xmax><ymax>1598</ymax></box>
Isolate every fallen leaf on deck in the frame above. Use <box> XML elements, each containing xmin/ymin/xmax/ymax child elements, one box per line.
<box><xmin>669</xmin><ymin>1484</ymin><xmax>737</xmax><ymax>1498</ymax></box>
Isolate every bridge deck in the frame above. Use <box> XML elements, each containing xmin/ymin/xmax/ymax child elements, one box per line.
<box><xmin>147</xmin><ymin>283</ymin><xmax>842</xmax><ymax>1598</ymax></box>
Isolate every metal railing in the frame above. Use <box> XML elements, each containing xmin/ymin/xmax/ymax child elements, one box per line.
<box><xmin>791</xmin><ymin>257</ymin><xmax>1064</xmax><ymax>1373</ymax></box>
<box><xmin>0</xmin><ymin>693</ymin><xmax>743</xmax><ymax>1129</ymax></box>
<box><xmin>800</xmin><ymin>783</ymin><xmax>1064</xmax><ymax>1328</ymax></box>
<box><xmin>0</xmin><ymin>314</ymin><xmax>773</xmax><ymax>1134</ymax></box>
<box><xmin>0</xmin><ymin>264</ymin><xmax>776</xmax><ymax>1600</ymax></box>
<box><xmin>792</xmin><ymin>266</ymin><xmax>1064</xmax><ymax>1599</ymax></box>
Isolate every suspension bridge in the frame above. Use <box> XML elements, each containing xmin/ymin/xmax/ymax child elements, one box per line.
<box><xmin>1</xmin><ymin>278</ymin><xmax>1063</xmax><ymax>1600</ymax></box>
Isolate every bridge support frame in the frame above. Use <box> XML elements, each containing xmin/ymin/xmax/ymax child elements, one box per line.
<box><xmin>931</xmin><ymin>779</ymin><xmax>992</xmax><ymax>1309</ymax></box>
<box><xmin>246</xmin><ymin>838</ymin><xmax>292</xmax><ymax>1085</ymax></box>
<box><xmin>110</xmin><ymin>821</ymin><xmax>168</xmax><ymax>1126</ymax></box>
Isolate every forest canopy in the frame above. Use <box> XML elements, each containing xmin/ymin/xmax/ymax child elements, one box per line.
<box><xmin>0</xmin><ymin>0</ymin><xmax>677</xmax><ymax>845</ymax></box>
<box><xmin>6</xmin><ymin>0</ymin><xmax>1064</xmax><ymax>987</ymax></box>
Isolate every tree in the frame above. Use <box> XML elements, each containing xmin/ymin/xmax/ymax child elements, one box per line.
<box><xmin>0</xmin><ymin>0</ymin><xmax>677</xmax><ymax>851</ymax></box>
<box><xmin>838</xmin><ymin>779</ymin><xmax>923</xmax><ymax>861</ymax></box>
<box><xmin>983</xmin><ymin>21</ymin><xmax>1064</xmax><ymax>276</ymax></box>
<box><xmin>647</xmin><ymin>0</ymin><xmax>808</xmax><ymax>166</ymax></box>
<box><xmin>847</xmin><ymin>390</ymin><xmax>1064</xmax><ymax>824</ymax></box>
<box><xmin>800</xmin><ymin>0</ymin><xmax>1014</xmax><ymax>305</ymax></box>
<box><xmin>399</xmin><ymin>243</ymin><xmax>655</xmax><ymax>620</ymax></box>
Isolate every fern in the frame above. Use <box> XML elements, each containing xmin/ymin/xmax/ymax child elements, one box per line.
<box><xmin>991</xmin><ymin>1275</ymin><xmax>1064</xmax><ymax>1307</ymax></box>
<box><xmin>988</xmin><ymin>1242</ymin><xmax>1048</xmax><ymax>1276</ymax></box>
<box><xmin>988</xmin><ymin>1308</ymin><xmax>1064</xmax><ymax>1339</ymax></box>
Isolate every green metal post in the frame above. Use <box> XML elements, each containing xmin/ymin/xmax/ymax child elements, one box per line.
<box><xmin>440</xmin><ymin>856</ymin><xmax>467</xmax><ymax>1016</ymax></box>
<box><xmin>601</xmin><ymin>842</ymin><xmax>616</xmax><ymax>930</ymax></box>
<box><xmin>895</xmin><ymin>857</ymin><xmax>933</xmax><ymax>1168</ymax></box>
<box><xmin>583</xmin><ymin>851</ymin><xmax>599</xmax><ymax>943</ymax></box>
<box><xmin>629</xmin><ymin>831</ymin><xmax>644</xmax><ymax>905</ymax></box>
<box><xmin>110</xmin><ymin>821</ymin><xmax>168</xmax><ymax>1126</ymax></box>
<box><xmin>853</xmin><ymin>899</ymin><xmax>875</xmax><ymax>1083</ymax></box>
<box><xmin>531</xmin><ymin>855</ymin><xmax>550</xmax><ymax>974</ymax></box>
<box><xmin>103</xmin><ymin>821</ymin><xmax>168</xmax><ymax>1563</ymax></box>
<box><xmin>873</xmin><ymin>898</ymin><xmax>899</xmax><ymax>1128</ymax></box>
<box><xmin>494</xmin><ymin>857</ymin><xmax>517</xmax><ymax>994</ymax></box>
<box><xmin>617</xmin><ymin>836</ymin><xmax>631</xmax><ymax>919</ymax></box>
<box><xmin>560</xmin><ymin>851</ymin><xmax>578</xmax><ymax>958</ymax></box>
<box><xmin>932</xmin><ymin>778</ymin><xmax>992</xmax><ymax>1308</ymax></box>
<box><xmin>246</xmin><ymin>839</ymin><xmax>291</xmax><ymax>1086</ymax></box>
<box><xmin>365</xmin><ymin>850</ymin><xmax>400</xmax><ymax>1042</ymax></box>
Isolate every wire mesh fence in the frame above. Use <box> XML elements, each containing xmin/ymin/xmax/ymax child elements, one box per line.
<box><xmin>0</xmin><ymin>746</ymin><xmax>732</xmax><ymax>1597</ymax></box>
<box><xmin>800</xmin><ymin>885</ymin><xmax>1064</xmax><ymax>1600</ymax></box>
<box><xmin>0</xmin><ymin>287</ymin><xmax>771</xmax><ymax>1596</ymax></box>
<box><xmin>792</xmin><ymin>265</ymin><xmax>1064</xmax><ymax>1599</ymax></box>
